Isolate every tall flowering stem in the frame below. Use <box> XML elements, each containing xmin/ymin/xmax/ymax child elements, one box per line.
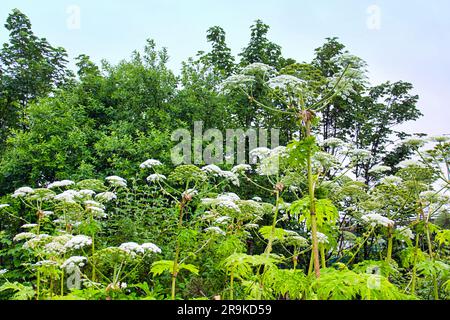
<box><xmin>304</xmin><ymin>113</ymin><xmax>320</xmax><ymax>278</ymax></box>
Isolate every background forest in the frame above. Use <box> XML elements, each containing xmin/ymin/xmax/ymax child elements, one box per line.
<box><xmin>0</xmin><ymin>9</ymin><xmax>448</xmax><ymax>300</ymax></box>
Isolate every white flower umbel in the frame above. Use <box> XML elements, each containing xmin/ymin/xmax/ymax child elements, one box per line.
<box><xmin>0</xmin><ymin>204</ymin><xmax>10</xmax><ymax>209</ymax></box>
<box><xmin>231</xmin><ymin>164</ymin><xmax>252</xmax><ymax>174</ymax></box>
<box><xmin>369</xmin><ymin>165</ymin><xmax>391</xmax><ymax>174</ymax></box>
<box><xmin>147</xmin><ymin>173</ymin><xmax>167</xmax><ymax>183</ymax></box>
<box><xmin>23</xmin><ymin>234</ymin><xmax>51</xmax><ymax>249</ymax></box>
<box><xmin>201</xmin><ymin>164</ymin><xmax>223</xmax><ymax>176</ymax></box>
<box><xmin>78</xmin><ymin>189</ymin><xmax>96</xmax><ymax>197</ymax></box>
<box><xmin>252</xmin><ymin>197</ymin><xmax>262</xmax><ymax>202</ymax></box>
<box><xmin>219</xmin><ymin>74</ymin><xmax>255</xmax><ymax>93</ymax></box>
<box><xmin>119</xmin><ymin>242</ymin><xmax>144</xmax><ymax>257</ymax></box>
<box><xmin>0</xmin><ymin>269</ymin><xmax>7</xmax><ymax>275</ymax></box>
<box><xmin>215</xmin><ymin>216</ymin><xmax>232</xmax><ymax>224</ymax></box>
<box><xmin>380</xmin><ymin>175</ymin><xmax>403</xmax><ymax>185</ymax></box>
<box><xmin>402</xmin><ymin>137</ymin><xmax>427</xmax><ymax>148</ymax></box>
<box><xmin>61</xmin><ymin>256</ymin><xmax>87</xmax><ymax>273</ymax></box>
<box><xmin>348</xmin><ymin>149</ymin><xmax>372</xmax><ymax>162</ymax></box>
<box><xmin>105</xmin><ymin>176</ymin><xmax>127</xmax><ymax>188</ymax></box>
<box><xmin>13</xmin><ymin>232</ymin><xmax>36</xmax><ymax>242</ymax></box>
<box><xmin>64</xmin><ymin>235</ymin><xmax>92</xmax><ymax>250</ymax></box>
<box><xmin>47</xmin><ymin>180</ymin><xmax>75</xmax><ymax>189</ymax></box>
<box><xmin>141</xmin><ymin>242</ymin><xmax>162</xmax><ymax>254</ymax></box>
<box><xmin>95</xmin><ymin>192</ymin><xmax>117</xmax><ymax>202</ymax></box>
<box><xmin>21</xmin><ymin>224</ymin><xmax>38</xmax><ymax>229</ymax></box>
<box><xmin>204</xmin><ymin>226</ymin><xmax>226</xmax><ymax>236</ymax></box>
<box><xmin>361</xmin><ymin>213</ymin><xmax>394</xmax><ymax>228</ymax></box>
<box><xmin>397</xmin><ymin>159</ymin><xmax>426</xmax><ymax>169</ymax></box>
<box><xmin>44</xmin><ymin>241</ymin><xmax>67</xmax><ymax>255</ymax></box>
<box><xmin>33</xmin><ymin>260</ymin><xmax>58</xmax><ymax>268</ymax></box>
<box><xmin>397</xmin><ymin>226</ymin><xmax>414</xmax><ymax>240</ymax></box>
<box><xmin>321</xmin><ymin>138</ymin><xmax>345</xmax><ymax>149</ymax></box>
<box><xmin>249</xmin><ymin>147</ymin><xmax>272</xmax><ymax>162</ymax></box>
<box><xmin>429</xmin><ymin>135</ymin><xmax>449</xmax><ymax>143</ymax></box>
<box><xmin>139</xmin><ymin>159</ymin><xmax>162</xmax><ymax>169</ymax></box>
<box><xmin>54</xmin><ymin>190</ymin><xmax>81</xmax><ymax>203</ymax></box>
<box><xmin>241</xmin><ymin>63</ymin><xmax>276</xmax><ymax>76</ymax></box>
<box><xmin>84</xmin><ymin>200</ymin><xmax>105</xmax><ymax>210</ymax></box>
<box><xmin>267</xmin><ymin>75</ymin><xmax>305</xmax><ymax>91</ymax></box>
<box><xmin>315</xmin><ymin>232</ymin><xmax>329</xmax><ymax>244</ymax></box>
<box><xmin>220</xmin><ymin>171</ymin><xmax>240</xmax><ymax>186</ymax></box>
<box><xmin>12</xmin><ymin>187</ymin><xmax>34</xmax><ymax>198</ymax></box>
<box><xmin>218</xmin><ymin>193</ymin><xmax>240</xmax><ymax>202</ymax></box>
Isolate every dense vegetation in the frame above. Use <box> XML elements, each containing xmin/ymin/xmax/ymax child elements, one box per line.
<box><xmin>0</xmin><ymin>9</ymin><xmax>448</xmax><ymax>300</ymax></box>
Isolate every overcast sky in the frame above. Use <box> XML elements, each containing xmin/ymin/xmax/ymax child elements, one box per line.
<box><xmin>1</xmin><ymin>0</ymin><xmax>449</xmax><ymax>136</ymax></box>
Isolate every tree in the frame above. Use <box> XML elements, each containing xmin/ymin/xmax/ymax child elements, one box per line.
<box><xmin>0</xmin><ymin>9</ymin><xmax>71</xmax><ymax>145</ymax></box>
<box><xmin>239</xmin><ymin>19</ymin><xmax>283</xmax><ymax>68</ymax></box>
<box><xmin>202</xmin><ymin>26</ymin><xmax>235</xmax><ymax>77</ymax></box>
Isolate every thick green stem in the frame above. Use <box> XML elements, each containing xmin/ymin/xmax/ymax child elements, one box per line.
<box><xmin>171</xmin><ymin>201</ymin><xmax>185</xmax><ymax>300</ymax></box>
<box><xmin>411</xmin><ymin>233</ymin><xmax>420</xmax><ymax>295</ymax></box>
<box><xmin>386</xmin><ymin>226</ymin><xmax>393</xmax><ymax>263</ymax></box>
<box><xmin>306</xmin><ymin>119</ymin><xmax>320</xmax><ymax>278</ymax></box>
<box><xmin>320</xmin><ymin>244</ymin><xmax>326</xmax><ymax>269</ymax></box>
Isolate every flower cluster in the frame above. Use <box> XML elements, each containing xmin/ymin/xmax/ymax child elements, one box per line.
<box><xmin>47</xmin><ymin>180</ymin><xmax>75</xmax><ymax>189</ymax></box>
<box><xmin>361</xmin><ymin>213</ymin><xmax>394</xmax><ymax>228</ymax></box>
<box><xmin>61</xmin><ymin>256</ymin><xmax>87</xmax><ymax>273</ymax></box>
<box><xmin>119</xmin><ymin>242</ymin><xmax>162</xmax><ymax>257</ymax></box>
<box><xmin>139</xmin><ymin>159</ymin><xmax>163</xmax><ymax>169</ymax></box>
<box><xmin>64</xmin><ymin>235</ymin><xmax>92</xmax><ymax>250</ymax></box>
<box><xmin>105</xmin><ymin>176</ymin><xmax>127</xmax><ymax>188</ymax></box>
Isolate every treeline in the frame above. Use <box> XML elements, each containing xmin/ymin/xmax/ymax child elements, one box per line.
<box><xmin>0</xmin><ymin>9</ymin><xmax>421</xmax><ymax>195</ymax></box>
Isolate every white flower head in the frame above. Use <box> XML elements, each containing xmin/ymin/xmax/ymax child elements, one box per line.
<box><xmin>429</xmin><ymin>135</ymin><xmax>449</xmax><ymax>143</ymax></box>
<box><xmin>119</xmin><ymin>242</ymin><xmax>144</xmax><ymax>257</ymax></box>
<box><xmin>95</xmin><ymin>192</ymin><xmax>117</xmax><ymax>202</ymax></box>
<box><xmin>397</xmin><ymin>226</ymin><xmax>414</xmax><ymax>240</ymax></box>
<box><xmin>141</xmin><ymin>242</ymin><xmax>162</xmax><ymax>254</ymax></box>
<box><xmin>267</xmin><ymin>75</ymin><xmax>305</xmax><ymax>91</ymax></box>
<box><xmin>361</xmin><ymin>213</ymin><xmax>394</xmax><ymax>228</ymax></box>
<box><xmin>105</xmin><ymin>176</ymin><xmax>127</xmax><ymax>188</ymax></box>
<box><xmin>146</xmin><ymin>174</ymin><xmax>167</xmax><ymax>183</ymax></box>
<box><xmin>231</xmin><ymin>164</ymin><xmax>252</xmax><ymax>174</ymax></box>
<box><xmin>78</xmin><ymin>189</ymin><xmax>96</xmax><ymax>197</ymax></box>
<box><xmin>241</xmin><ymin>63</ymin><xmax>276</xmax><ymax>76</ymax></box>
<box><xmin>215</xmin><ymin>215</ymin><xmax>232</xmax><ymax>224</ymax></box>
<box><xmin>397</xmin><ymin>159</ymin><xmax>426</xmax><ymax>169</ymax></box>
<box><xmin>249</xmin><ymin>147</ymin><xmax>272</xmax><ymax>162</ymax></box>
<box><xmin>47</xmin><ymin>180</ymin><xmax>75</xmax><ymax>189</ymax></box>
<box><xmin>402</xmin><ymin>137</ymin><xmax>427</xmax><ymax>148</ymax></box>
<box><xmin>369</xmin><ymin>165</ymin><xmax>391</xmax><ymax>174</ymax></box>
<box><xmin>315</xmin><ymin>232</ymin><xmax>329</xmax><ymax>244</ymax></box>
<box><xmin>54</xmin><ymin>190</ymin><xmax>81</xmax><ymax>203</ymax></box>
<box><xmin>201</xmin><ymin>164</ymin><xmax>223</xmax><ymax>176</ymax></box>
<box><xmin>139</xmin><ymin>159</ymin><xmax>162</xmax><ymax>169</ymax></box>
<box><xmin>380</xmin><ymin>175</ymin><xmax>403</xmax><ymax>185</ymax></box>
<box><xmin>21</xmin><ymin>224</ymin><xmax>38</xmax><ymax>229</ymax></box>
<box><xmin>13</xmin><ymin>232</ymin><xmax>36</xmax><ymax>242</ymax></box>
<box><xmin>12</xmin><ymin>187</ymin><xmax>34</xmax><ymax>198</ymax></box>
<box><xmin>219</xmin><ymin>74</ymin><xmax>255</xmax><ymax>93</ymax></box>
<box><xmin>0</xmin><ymin>204</ymin><xmax>10</xmax><ymax>209</ymax></box>
<box><xmin>64</xmin><ymin>235</ymin><xmax>92</xmax><ymax>250</ymax></box>
<box><xmin>348</xmin><ymin>149</ymin><xmax>372</xmax><ymax>161</ymax></box>
<box><xmin>61</xmin><ymin>256</ymin><xmax>87</xmax><ymax>273</ymax></box>
<box><xmin>321</xmin><ymin>138</ymin><xmax>345</xmax><ymax>149</ymax></box>
<box><xmin>204</xmin><ymin>226</ymin><xmax>226</xmax><ymax>236</ymax></box>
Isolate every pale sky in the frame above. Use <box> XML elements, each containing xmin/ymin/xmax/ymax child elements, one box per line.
<box><xmin>1</xmin><ymin>0</ymin><xmax>449</xmax><ymax>136</ymax></box>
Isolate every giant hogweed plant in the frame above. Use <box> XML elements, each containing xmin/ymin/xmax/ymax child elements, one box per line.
<box><xmin>0</xmin><ymin>64</ymin><xmax>449</xmax><ymax>300</ymax></box>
